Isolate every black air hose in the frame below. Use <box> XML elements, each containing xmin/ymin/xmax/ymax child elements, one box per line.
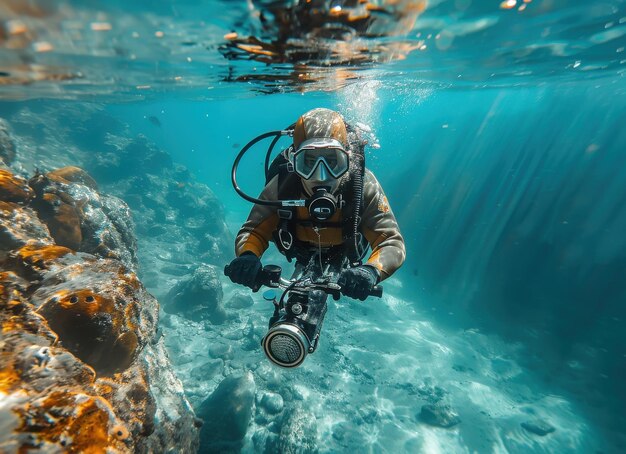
<box><xmin>350</xmin><ymin>151</ymin><xmax>364</xmax><ymax>265</ymax></box>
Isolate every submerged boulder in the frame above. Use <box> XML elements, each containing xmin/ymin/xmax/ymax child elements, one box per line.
<box><xmin>0</xmin><ymin>169</ymin><xmax>33</xmax><ymax>203</ymax></box>
<box><xmin>0</xmin><ymin>167</ymin><xmax>199</xmax><ymax>453</ymax></box>
<box><xmin>521</xmin><ymin>419</ymin><xmax>556</xmax><ymax>436</ymax></box>
<box><xmin>197</xmin><ymin>372</ymin><xmax>256</xmax><ymax>452</ymax></box>
<box><xmin>227</xmin><ymin>290</ymin><xmax>254</xmax><ymax>309</ymax></box>
<box><xmin>407</xmin><ymin>379</ymin><xmax>454</xmax><ymax>429</ymax></box>
<box><xmin>28</xmin><ymin>167</ymin><xmax>137</xmax><ymax>270</ymax></box>
<box><xmin>87</xmin><ymin>134</ymin><xmax>172</xmax><ymax>183</ymax></box>
<box><xmin>271</xmin><ymin>404</ymin><xmax>319</xmax><ymax>454</ymax></box>
<box><xmin>0</xmin><ymin>203</ymin><xmax>53</xmax><ymax>256</ymax></box>
<box><xmin>419</xmin><ymin>403</ymin><xmax>461</xmax><ymax>428</ymax></box>
<box><xmin>28</xmin><ymin>172</ymin><xmax>83</xmax><ymax>250</ymax></box>
<box><xmin>47</xmin><ymin>166</ymin><xmax>98</xmax><ymax>190</ymax></box>
<box><xmin>29</xmin><ymin>253</ymin><xmax>153</xmax><ymax>376</ymax></box>
<box><xmin>259</xmin><ymin>392</ymin><xmax>284</xmax><ymax>415</ymax></box>
<box><xmin>0</xmin><ymin>118</ymin><xmax>16</xmax><ymax>165</ymax></box>
<box><xmin>163</xmin><ymin>264</ymin><xmax>226</xmax><ymax>324</ymax></box>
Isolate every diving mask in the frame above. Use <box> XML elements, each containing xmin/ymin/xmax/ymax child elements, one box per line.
<box><xmin>292</xmin><ymin>138</ymin><xmax>349</xmax><ymax>180</ymax></box>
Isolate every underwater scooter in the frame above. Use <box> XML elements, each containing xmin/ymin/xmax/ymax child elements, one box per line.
<box><xmin>225</xmin><ymin>253</ymin><xmax>382</xmax><ymax>368</ymax></box>
<box><xmin>227</xmin><ymin>128</ymin><xmax>383</xmax><ymax>367</ymax></box>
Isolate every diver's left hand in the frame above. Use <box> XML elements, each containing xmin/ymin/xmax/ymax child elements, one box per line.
<box><xmin>338</xmin><ymin>265</ymin><xmax>380</xmax><ymax>301</ymax></box>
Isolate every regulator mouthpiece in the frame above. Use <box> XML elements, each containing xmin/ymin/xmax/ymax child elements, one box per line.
<box><xmin>308</xmin><ymin>187</ymin><xmax>337</xmax><ymax>221</ymax></box>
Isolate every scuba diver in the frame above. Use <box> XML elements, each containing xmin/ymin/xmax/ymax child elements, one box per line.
<box><xmin>225</xmin><ymin>107</ymin><xmax>405</xmax><ymax>367</ymax></box>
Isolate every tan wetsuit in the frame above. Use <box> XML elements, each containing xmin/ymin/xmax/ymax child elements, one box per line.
<box><xmin>235</xmin><ymin>169</ymin><xmax>405</xmax><ymax>281</ymax></box>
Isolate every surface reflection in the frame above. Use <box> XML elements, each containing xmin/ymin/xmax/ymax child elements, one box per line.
<box><xmin>0</xmin><ymin>0</ymin><xmax>625</xmax><ymax>98</ymax></box>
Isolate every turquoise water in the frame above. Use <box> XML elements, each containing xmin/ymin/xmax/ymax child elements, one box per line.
<box><xmin>2</xmin><ymin>0</ymin><xmax>626</xmax><ymax>452</ymax></box>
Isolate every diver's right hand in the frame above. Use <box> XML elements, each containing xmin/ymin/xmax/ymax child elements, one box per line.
<box><xmin>225</xmin><ymin>252</ymin><xmax>262</xmax><ymax>289</ymax></box>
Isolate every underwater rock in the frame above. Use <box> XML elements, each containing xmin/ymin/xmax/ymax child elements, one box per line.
<box><xmin>0</xmin><ymin>167</ymin><xmax>200</xmax><ymax>453</ymax></box>
<box><xmin>69</xmin><ymin>108</ymin><xmax>126</xmax><ymax>153</ymax></box>
<box><xmin>165</xmin><ymin>178</ymin><xmax>222</xmax><ymax>229</ymax></box>
<box><xmin>197</xmin><ymin>372</ymin><xmax>256</xmax><ymax>452</ymax></box>
<box><xmin>259</xmin><ymin>392</ymin><xmax>284</xmax><ymax>415</ymax></box>
<box><xmin>271</xmin><ymin>404</ymin><xmax>319</xmax><ymax>454</ymax></box>
<box><xmin>0</xmin><ymin>203</ymin><xmax>53</xmax><ymax>255</ymax></box>
<box><xmin>331</xmin><ymin>421</ymin><xmax>368</xmax><ymax>447</ymax></box>
<box><xmin>119</xmin><ymin>135</ymin><xmax>173</xmax><ymax>175</ymax></box>
<box><xmin>80</xmin><ymin>191</ymin><xmax>137</xmax><ymax>270</ymax></box>
<box><xmin>162</xmin><ymin>264</ymin><xmax>226</xmax><ymax>324</ymax></box>
<box><xmin>0</xmin><ymin>169</ymin><xmax>33</xmax><ymax>203</ymax></box>
<box><xmin>87</xmin><ymin>134</ymin><xmax>172</xmax><ymax>183</ymax></box>
<box><xmin>47</xmin><ymin>166</ymin><xmax>98</xmax><ymax>190</ymax></box>
<box><xmin>7</xmin><ymin>244</ymin><xmax>74</xmax><ymax>282</ymax></box>
<box><xmin>419</xmin><ymin>403</ymin><xmax>461</xmax><ymax>428</ymax></box>
<box><xmin>208</xmin><ymin>343</ymin><xmax>235</xmax><ymax>360</ymax></box>
<box><xmin>0</xmin><ymin>118</ymin><xmax>16</xmax><ymax>165</ymax></box>
<box><xmin>30</xmin><ymin>254</ymin><xmax>154</xmax><ymax>376</ymax></box>
<box><xmin>113</xmin><ymin>170</ymin><xmax>230</xmax><ymax>264</ymax></box>
<box><xmin>242</xmin><ymin>318</ymin><xmax>263</xmax><ymax>351</ymax></box>
<box><xmin>135</xmin><ymin>340</ymin><xmax>200</xmax><ymax>453</ymax></box>
<box><xmin>28</xmin><ymin>167</ymin><xmax>137</xmax><ymax>270</ymax></box>
<box><xmin>190</xmin><ymin>360</ymin><xmax>224</xmax><ymax>381</ymax></box>
<box><xmin>96</xmin><ymin>370</ymin><xmax>156</xmax><ymax>440</ymax></box>
<box><xmin>1</xmin><ymin>279</ymin><xmax>136</xmax><ymax>453</ymax></box>
<box><xmin>521</xmin><ymin>419</ymin><xmax>556</xmax><ymax>436</ymax></box>
<box><xmin>28</xmin><ymin>171</ymin><xmax>83</xmax><ymax>250</ymax></box>
<box><xmin>228</xmin><ymin>290</ymin><xmax>255</xmax><ymax>309</ymax></box>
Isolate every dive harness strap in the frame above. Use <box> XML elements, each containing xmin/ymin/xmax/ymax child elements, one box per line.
<box><xmin>267</xmin><ymin>124</ymin><xmax>368</xmax><ymax>264</ymax></box>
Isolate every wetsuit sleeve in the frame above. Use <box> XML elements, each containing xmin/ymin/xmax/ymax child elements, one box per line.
<box><xmin>235</xmin><ymin>176</ymin><xmax>280</xmax><ymax>258</ymax></box>
<box><xmin>360</xmin><ymin>169</ymin><xmax>406</xmax><ymax>281</ymax></box>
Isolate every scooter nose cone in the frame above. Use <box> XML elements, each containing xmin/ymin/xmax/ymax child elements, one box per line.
<box><xmin>262</xmin><ymin>324</ymin><xmax>309</xmax><ymax>368</ymax></box>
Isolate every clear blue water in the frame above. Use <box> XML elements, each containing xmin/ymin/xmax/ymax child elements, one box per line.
<box><xmin>2</xmin><ymin>0</ymin><xmax>626</xmax><ymax>452</ymax></box>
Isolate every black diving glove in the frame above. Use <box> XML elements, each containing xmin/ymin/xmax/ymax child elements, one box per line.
<box><xmin>225</xmin><ymin>252</ymin><xmax>262</xmax><ymax>289</ymax></box>
<box><xmin>338</xmin><ymin>265</ymin><xmax>380</xmax><ymax>301</ymax></box>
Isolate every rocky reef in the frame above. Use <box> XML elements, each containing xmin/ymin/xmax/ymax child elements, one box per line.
<box><xmin>0</xmin><ymin>166</ymin><xmax>199</xmax><ymax>452</ymax></box>
<box><xmin>2</xmin><ymin>104</ymin><xmax>231</xmax><ymax>291</ymax></box>
<box><xmin>0</xmin><ymin>104</ymin><xmax>241</xmax><ymax>453</ymax></box>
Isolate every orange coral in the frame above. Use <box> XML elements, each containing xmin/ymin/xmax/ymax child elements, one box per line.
<box><xmin>15</xmin><ymin>243</ymin><xmax>74</xmax><ymax>270</ymax></box>
<box><xmin>27</xmin><ymin>172</ymin><xmax>85</xmax><ymax>250</ymax></box>
<box><xmin>0</xmin><ymin>270</ymin><xmax>25</xmax><ymax>301</ymax></box>
<box><xmin>0</xmin><ymin>200</ymin><xmax>17</xmax><ymax>212</ymax></box>
<box><xmin>47</xmin><ymin>166</ymin><xmax>98</xmax><ymax>190</ymax></box>
<box><xmin>38</xmin><ymin>192</ymin><xmax>83</xmax><ymax>249</ymax></box>
<box><xmin>0</xmin><ymin>311</ymin><xmax>58</xmax><ymax>341</ymax></box>
<box><xmin>0</xmin><ymin>169</ymin><xmax>34</xmax><ymax>202</ymax></box>
<box><xmin>0</xmin><ymin>166</ymin><xmax>195</xmax><ymax>452</ymax></box>
<box><xmin>1</xmin><ymin>0</ymin><xmax>57</xmax><ymax>17</ymax></box>
<box><xmin>0</xmin><ymin>362</ymin><xmax>21</xmax><ymax>393</ymax></box>
<box><xmin>0</xmin><ymin>296</ymin><xmax>129</xmax><ymax>450</ymax></box>
<box><xmin>96</xmin><ymin>370</ymin><xmax>156</xmax><ymax>438</ymax></box>
<box><xmin>14</xmin><ymin>391</ymin><xmax>129</xmax><ymax>452</ymax></box>
<box><xmin>37</xmin><ymin>288</ymin><xmax>140</xmax><ymax>375</ymax></box>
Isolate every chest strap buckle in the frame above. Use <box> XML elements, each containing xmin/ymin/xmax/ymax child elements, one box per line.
<box><xmin>277</xmin><ymin>209</ymin><xmax>293</xmax><ymax>220</ymax></box>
